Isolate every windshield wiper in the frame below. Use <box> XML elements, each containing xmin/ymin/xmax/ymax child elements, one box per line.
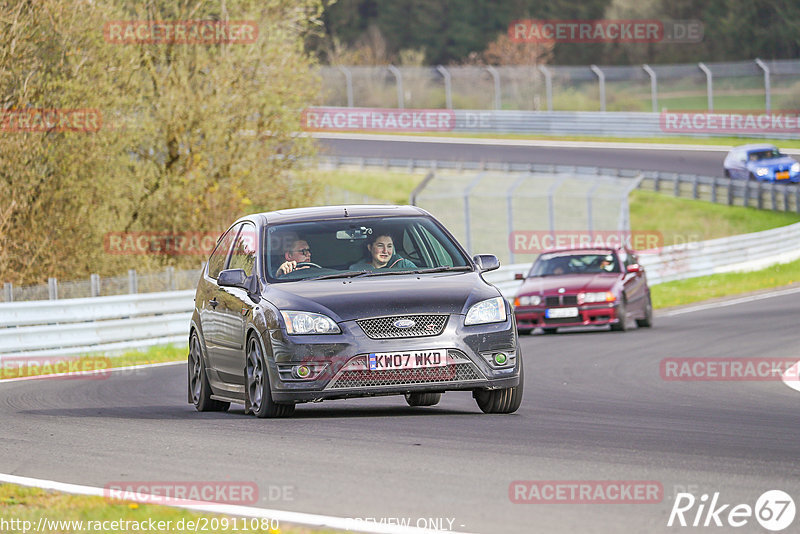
<box><xmin>309</xmin><ymin>270</ymin><xmax>370</xmax><ymax>280</ymax></box>
<box><xmin>413</xmin><ymin>266</ymin><xmax>473</xmax><ymax>274</ymax></box>
<box><xmin>362</xmin><ymin>269</ymin><xmax>418</xmax><ymax>277</ymax></box>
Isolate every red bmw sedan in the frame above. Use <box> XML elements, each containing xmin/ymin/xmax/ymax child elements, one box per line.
<box><xmin>513</xmin><ymin>247</ymin><xmax>653</xmax><ymax>334</ymax></box>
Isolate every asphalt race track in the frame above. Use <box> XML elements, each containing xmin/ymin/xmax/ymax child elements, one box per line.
<box><xmin>2</xmin><ymin>290</ymin><xmax>799</xmax><ymax>533</ymax></box>
<box><xmin>317</xmin><ymin>136</ymin><xmax>729</xmax><ymax>176</ymax></box>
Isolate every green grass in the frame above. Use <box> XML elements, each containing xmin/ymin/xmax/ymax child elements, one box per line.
<box><xmin>313</xmin><ymin>168</ymin><xmax>427</xmax><ymax>205</ymax></box>
<box><xmin>629</xmin><ymin>190</ymin><xmax>800</xmax><ymax>246</ymax></box>
<box><xmin>0</xmin><ymin>483</ymin><xmax>332</xmax><ymax>534</ymax></box>
<box><xmin>652</xmin><ymin>258</ymin><xmax>800</xmax><ymax>309</ymax></box>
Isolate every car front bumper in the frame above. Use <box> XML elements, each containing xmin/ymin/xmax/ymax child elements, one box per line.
<box><xmin>266</xmin><ymin>314</ymin><xmax>520</xmax><ymax>403</ymax></box>
<box><xmin>515</xmin><ymin>302</ymin><xmax>620</xmax><ymax>330</ymax></box>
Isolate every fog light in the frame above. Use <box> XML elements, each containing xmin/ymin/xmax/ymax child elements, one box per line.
<box><xmin>493</xmin><ymin>352</ymin><xmax>508</xmax><ymax>365</ymax></box>
<box><xmin>293</xmin><ymin>365</ymin><xmax>311</xmax><ymax>379</ymax></box>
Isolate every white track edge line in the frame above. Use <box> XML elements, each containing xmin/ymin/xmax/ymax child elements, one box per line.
<box><xmin>659</xmin><ymin>286</ymin><xmax>800</xmax><ymax>317</ymax></box>
<box><xmin>0</xmin><ymin>473</ymin><xmax>472</xmax><ymax>534</ymax></box>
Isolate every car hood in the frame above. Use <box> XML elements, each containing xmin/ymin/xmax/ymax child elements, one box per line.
<box><xmin>263</xmin><ymin>271</ymin><xmax>500</xmax><ymax>321</ymax></box>
<box><xmin>747</xmin><ymin>156</ymin><xmax>797</xmax><ymax>168</ymax></box>
<box><xmin>519</xmin><ymin>273</ymin><xmax>620</xmax><ymax>295</ymax></box>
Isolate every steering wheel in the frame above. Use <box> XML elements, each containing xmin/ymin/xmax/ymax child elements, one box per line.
<box><xmin>295</xmin><ymin>262</ymin><xmax>322</xmax><ymax>269</ymax></box>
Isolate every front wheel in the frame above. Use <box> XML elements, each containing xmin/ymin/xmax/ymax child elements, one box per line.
<box><xmin>188</xmin><ymin>332</ymin><xmax>229</xmax><ymax>412</ymax></box>
<box><xmin>610</xmin><ymin>300</ymin><xmax>628</xmax><ymax>332</ymax></box>
<box><xmin>473</xmin><ymin>357</ymin><xmax>524</xmax><ymax>414</ymax></box>
<box><xmin>405</xmin><ymin>392</ymin><xmax>442</xmax><ymax>407</ymax></box>
<box><xmin>245</xmin><ymin>335</ymin><xmax>295</xmax><ymax>418</ymax></box>
<box><xmin>636</xmin><ymin>293</ymin><xmax>653</xmax><ymax>328</ymax></box>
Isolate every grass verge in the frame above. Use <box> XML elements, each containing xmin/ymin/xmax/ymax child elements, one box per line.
<box><xmin>0</xmin><ymin>483</ymin><xmax>332</xmax><ymax>534</ymax></box>
<box><xmin>652</xmin><ymin>258</ymin><xmax>800</xmax><ymax>309</ymax></box>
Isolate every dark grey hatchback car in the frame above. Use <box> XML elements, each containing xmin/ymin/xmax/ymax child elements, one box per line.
<box><xmin>188</xmin><ymin>205</ymin><xmax>523</xmax><ymax>417</ymax></box>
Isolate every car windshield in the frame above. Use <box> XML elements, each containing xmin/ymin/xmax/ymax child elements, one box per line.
<box><xmin>748</xmin><ymin>148</ymin><xmax>781</xmax><ymax>161</ymax></box>
<box><xmin>264</xmin><ymin>216</ymin><xmax>471</xmax><ymax>282</ymax></box>
<box><xmin>529</xmin><ymin>252</ymin><xmax>620</xmax><ymax>276</ymax></box>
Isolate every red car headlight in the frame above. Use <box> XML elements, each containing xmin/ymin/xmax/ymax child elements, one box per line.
<box><xmin>578</xmin><ymin>292</ymin><xmax>616</xmax><ymax>305</ymax></box>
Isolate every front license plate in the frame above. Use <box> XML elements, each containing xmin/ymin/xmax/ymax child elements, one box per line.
<box><xmin>545</xmin><ymin>307</ymin><xmax>579</xmax><ymax>319</ymax></box>
<box><xmin>777</xmin><ymin>171</ymin><xmax>790</xmax><ymax>180</ymax></box>
<box><xmin>368</xmin><ymin>349</ymin><xmax>447</xmax><ymax>371</ymax></box>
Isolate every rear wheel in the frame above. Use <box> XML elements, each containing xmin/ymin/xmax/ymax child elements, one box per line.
<box><xmin>188</xmin><ymin>332</ymin><xmax>229</xmax><ymax>412</ymax></box>
<box><xmin>405</xmin><ymin>392</ymin><xmax>442</xmax><ymax>407</ymax></box>
<box><xmin>245</xmin><ymin>335</ymin><xmax>295</xmax><ymax>418</ymax></box>
<box><xmin>473</xmin><ymin>357</ymin><xmax>524</xmax><ymax>414</ymax></box>
<box><xmin>636</xmin><ymin>293</ymin><xmax>654</xmax><ymax>328</ymax></box>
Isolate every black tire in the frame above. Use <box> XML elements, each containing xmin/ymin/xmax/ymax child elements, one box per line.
<box><xmin>405</xmin><ymin>392</ymin><xmax>442</xmax><ymax>407</ymax></box>
<box><xmin>542</xmin><ymin>327</ymin><xmax>558</xmax><ymax>335</ymax></box>
<box><xmin>473</xmin><ymin>356</ymin><xmax>524</xmax><ymax>414</ymax></box>
<box><xmin>517</xmin><ymin>328</ymin><xmax>533</xmax><ymax>336</ymax></box>
<box><xmin>188</xmin><ymin>332</ymin><xmax>230</xmax><ymax>412</ymax></box>
<box><xmin>610</xmin><ymin>299</ymin><xmax>628</xmax><ymax>332</ymax></box>
<box><xmin>723</xmin><ymin>169</ymin><xmax>730</xmax><ymax>178</ymax></box>
<box><xmin>636</xmin><ymin>293</ymin><xmax>653</xmax><ymax>328</ymax></box>
<box><xmin>245</xmin><ymin>335</ymin><xmax>295</xmax><ymax>418</ymax></box>
<box><xmin>749</xmin><ymin>172</ymin><xmax>757</xmax><ymax>181</ymax></box>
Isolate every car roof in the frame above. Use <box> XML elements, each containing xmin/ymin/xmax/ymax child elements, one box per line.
<box><xmin>734</xmin><ymin>143</ymin><xmax>778</xmax><ymax>152</ymax></box>
<box><xmin>235</xmin><ymin>205</ymin><xmax>428</xmax><ymax>226</ymax></box>
<box><xmin>539</xmin><ymin>247</ymin><xmax>622</xmax><ymax>257</ymax></box>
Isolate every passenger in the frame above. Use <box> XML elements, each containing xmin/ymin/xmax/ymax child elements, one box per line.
<box><xmin>350</xmin><ymin>233</ymin><xmax>416</xmax><ymax>270</ymax></box>
<box><xmin>276</xmin><ymin>238</ymin><xmax>313</xmax><ymax>276</ymax></box>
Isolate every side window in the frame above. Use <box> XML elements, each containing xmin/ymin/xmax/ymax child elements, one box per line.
<box><xmin>418</xmin><ymin>226</ymin><xmax>454</xmax><ymax>267</ymax></box>
<box><xmin>228</xmin><ymin>224</ymin><xmax>257</xmax><ymax>277</ymax></box>
<box><xmin>207</xmin><ymin>224</ymin><xmax>240</xmax><ymax>279</ymax></box>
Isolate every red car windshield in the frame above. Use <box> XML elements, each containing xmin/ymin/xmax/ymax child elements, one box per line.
<box><xmin>530</xmin><ymin>253</ymin><xmax>620</xmax><ymax>276</ymax></box>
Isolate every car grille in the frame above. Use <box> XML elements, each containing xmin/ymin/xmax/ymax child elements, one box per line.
<box><xmin>327</xmin><ymin>351</ymin><xmax>484</xmax><ymax>389</ymax></box>
<box><xmin>545</xmin><ymin>295</ymin><xmax>578</xmax><ymax>307</ymax></box>
<box><xmin>357</xmin><ymin>314</ymin><xmax>448</xmax><ymax>339</ymax></box>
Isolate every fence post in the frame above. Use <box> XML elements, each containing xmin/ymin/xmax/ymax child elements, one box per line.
<box><xmin>727</xmin><ymin>178</ymin><xmax>734</xmax><ymax>205</ymax></box>
<box><xmin>436</xmin><ymin>65</ymin><xmax>452</xmax><ymax>109</ymax></box>
<box><xmin>538</xmin><ymin>65</ymin><xmax>553</xmax><ymax>111</ymax></box>
<box><xmin>711</xmin><ymin>177</ymin><xmax>717</xmax><ymax>203</ymax></box>
<box><xmin>770</xmin><ymin>184</ymin><xmax>777</xmax><ymax>211</ymax></box>
<box><xmin>673</xmin><ymin>174</ymin><xmax>680</xmax><ymax>197</ymax></box>
<box><xmin>128</xmin><ymin>269</ymin><xmax>138</xmax><ymax>294</ymax></box>
<box><xmin>387</xmin><ymin>65</ymin><xmax>403</xmax><ymax>109</ymax></box>
<box><xmin>506</xmin><ymin>173</ymin><xmax>529</xmax><ymax>264</ymax></box>
<box><xmin>692</xmin><ymin>175</ymin><xmax>699</xmax><ymax>199</ymax></box>
<box><xmin>167</xmin><ymin>266</ymin><xmax>175</xmax><ymax>291</ymax></box>
<box><xmin>784</xmin><ymin>187</ymin><xmax>790</xmax><ymax>212</ymax></box>
<box><xmin>698</xmin><ymin>62</ymin><xmax>713</xmax><ymax>111</ymax></box>
<box><xmin>3</xmin><ymin>282</ymin><xmax>12</xmax><ymax>302</ymax></box>
<box><xmin>757</xmin><ymin>182</ymin><xmax>764</xmax><ymax>210</ymax></box>
<box><xmin>48</xmin><ymin>278</ymin><xmax>58</xmax><ymax>300</ymax></box>
<box><xmin>744</xmin><ymin>180</ymin><xmax>750</xmax><ymax>207</ymax></box>
<box><xmin>653</xmin><ymin>172</ymin><xmax>661</xmax><ymax>192</ymax></box>
<box><xmin>486</xmin><ymin>66</ymin><xmax>501</xmax><ymax>110</ymax></box>
<box><xmin>463</xmin><ymin>173</ymin><xmax>486</xmax><ymax>255</ymax></box>
<box><xmin>90</xmin><ymin>274</ymin><xmax>100</xmax><ymax>297</ymax></box>
<box><xmin>754</xmin><ymin>58</ymin><xmax>771</xmax><ymax>112</ymax></box>
<box><xmin>338</xmin><ymin>66</ymin><xmax>354</xmax><ymax>108</ymax></box>
<box><xmin>590</xmin><ymin>65</ymin><xmax>606</xmax><ymax>112</ymax></box>
<box><xmin>642</xmin><ymin>64</ymin><xmax>658</xmax><ymax>112</ymax></box>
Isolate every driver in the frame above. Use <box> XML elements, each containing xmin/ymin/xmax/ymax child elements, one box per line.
<box><xmin>276</xmin><ymin>238</ymin><xmax>313</xmax><ymax>276</ymax></box>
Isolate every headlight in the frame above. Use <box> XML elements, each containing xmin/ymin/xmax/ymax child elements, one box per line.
<box><xmin>280</xmin><ymin>311</ymin><xmax>340</xmax><ymax>334</ymax></box>
<box><xmin>791</xmin><ymin>162</ymin><xmax>800</xmax><ymax>173</ymax></box>
<box><xmin>578</xmin><ymin>292</ymin><xmax>616</xmax><ymax>305</ymax></box>
<box><xmin>514</xmin><ymin>295</ymin><xmax>541</xmax><ymax>307</ymax></box>
<box><xmin>465</xmin><ymin>296</ymin><xmax>507</xmax><ymax>325</ymax></box>
<box><xmin>756</xmin><ymin>167</ymin><xmax>769</xmax><ymax>177</ymax></box>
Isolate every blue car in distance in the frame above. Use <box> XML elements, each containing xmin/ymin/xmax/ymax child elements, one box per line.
<box><xmin>723</xmin><ymin>144</ymin><xmax>800</xmax><ymax>182</ymax></box>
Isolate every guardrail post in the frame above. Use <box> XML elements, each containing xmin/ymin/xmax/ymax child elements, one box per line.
<box><xmin>90</xmin><ymin>274</ymin><xmax>100</xmax><ymax>297</ymax></box>
<box><xmin>755</xmin><ymin>58</ymin><xmax>771</xmax><ymax>112</ymax></box>
<box><xmin>3</xmin><ymin>282</ymin><xmax>12</xmax><ymax>302</ymax></box>
<box><xmin>727</xmin><ymin>178</ymin><xmax>734</xmax><ymax>205</ymax></box>
<box><xmin>796</xmin><ymin>187</ymin><xmax>800</xmax><ymax>213</ymax></box>
<box><xmin>486</xmin><ymin>66</ymin><xmax>501</xmax><ymax>110</ymax></box>
<box><xmin>537</xmin><ymin>65</ymin><xmax>553</xmax><ymax>111</ymax></box>
<box><xmin>436</xmin><ymin>65</ymin><xmax>452</xmax><ymax>109</ymax></box>
<box><xmin>128</xmin><ymin>269</ymin><xmax>138</xmax><ymax>294</ymax></box>
<box><xmin>770</xmin><ymin>184</ymin><xmax>777</xmax><ymax>211</ymax></box>
<box><xmin>784</xmin><ymin>187</ymin><xmax>790</xmax><ymax>212</ymax></box>
<box><xmin>744</xmin><ymin>181</ymin><xmax>751</xmax><ymax>207</ymax></box>
<box><xmin>653</xmin><ymin>172</ymin><xmax>661</xmax><ymax>192</ymax></box>
<box><xmin>711</xmin><ymin>177</ymin><xmax>717</xmax><ymax>203</ymax></box>
<box><xmin>698</xmin><ymin>62</ymin><xmax>713</xmax><ymax>111</ymax></box>
<box><xmin>590</xmin><ymin>65</ymin><xmax>606</xmax><ymax>112</ymax></box>
<box><xmin>757</xmin><ymin>182</ymin><xmax>764</xmax><ymax>210</ymax></box>
<box><xmin>692</xmin><ymin>175</ymin><xmax>699</xmax><ymax>199</ymax></box>
<box><xmin>673</xmin><ymin>174</ymin><xmax>680</xmax><ymax>197</ymax></box>
<box><xmin>642</xmin><ymin>64</ymin><xmax>658</xmax><ymax>112</ymax></box>
<box><xmin>48</xmin><ymin>278</ymin><xmax>58</xmax><ymax>300</ymax></box>
<box><xmin>338</xmin><ymin>66</ymin><xmax>354</xmax><ymax>107</ymax></box>
<box><xmin>167</xmin><ymin>266</ymin><xmax>175</xmax><ymax>291</ymax></box>
<box><xmin>387</xmin><ymin>65</ymin><xmax>403</xmax><ymax>109</ymax></box>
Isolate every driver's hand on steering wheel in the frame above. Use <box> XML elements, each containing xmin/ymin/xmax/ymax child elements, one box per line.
<box><xmin>276</xmin><ymin>260</ymin><xmax>309</xmax><ymax>276</ymax></box>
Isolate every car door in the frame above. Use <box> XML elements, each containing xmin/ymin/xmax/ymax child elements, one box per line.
<box><xmin>214</xmin><ymin>222</ymin><xmax>259</xmax><ymax>385</ymax></box>
<box><xmin>200</xmin><ymin>223</ymin><xmax>241</xmax><ymax>376</ymax></box>
<box><xmin>620</xmin><ymin>249</ymin><xmax>645</xmax><ymax>312</ymax></box>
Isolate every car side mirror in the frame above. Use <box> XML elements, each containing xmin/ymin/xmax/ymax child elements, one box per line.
<box><xmin>626</xmin><ymin>264</ymin><xmax>641</xmax><ymax>273</ymax></box>
<box><xmin>473</xmin><ymin>254</ymin><xmax>500</xmax><ymax>272</ymax></box>
<box><xmin>514</xmin><ymin>273</ymin><xmax>524</xmax><ymax>280</ymax></box>
<box><xmin>218</xmin><ymin>268</ymin><xmax>248</xmax><ymax>288</ymax></box>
